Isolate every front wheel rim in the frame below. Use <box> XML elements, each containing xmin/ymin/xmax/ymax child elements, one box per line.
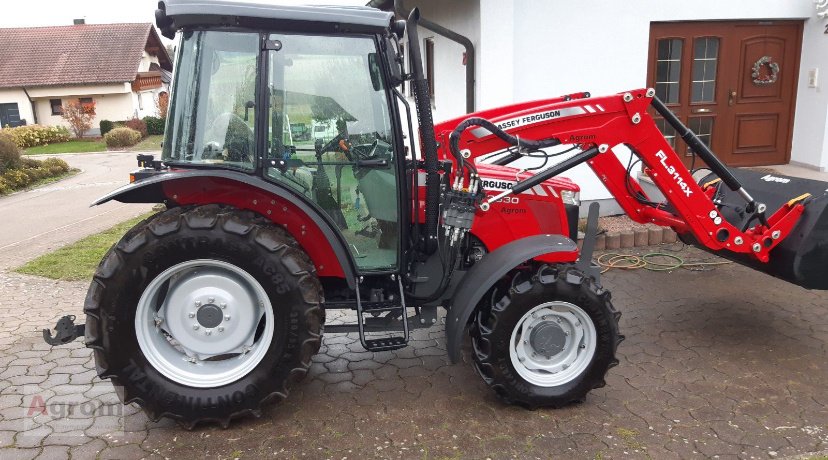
<box><xmin>508</xmin><ymin>301</ymin><xmax>597</xmax><ymax>387</ymax></box>
<box><xmin>135</xmin><ymin>259</ymin><xmax>275</xmax><ymax>388</ymax></box>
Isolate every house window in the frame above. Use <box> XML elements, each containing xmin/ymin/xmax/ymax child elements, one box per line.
<box><xmin>50</xmin><ymin>99</ymin><xmax>62</xmax><ymax>115</ymax></box>
<box><xmin>138</xmin><ymin>92</ymin><xmax>144</xmax><ymax>110</ymax></box>
<box><xmin>655</xmin><ymin>38</ymin><xmax>683</xmax><ymax>104</ymax></box>
<box><xmin>424</xmin><ymin>38</ymin><xmax>435</xmax><ymax>106</ymax></box>
<box><xmin>79</xmin><ymin>97</ymin><xmax>95</xmax><ymax>114</ymax></box>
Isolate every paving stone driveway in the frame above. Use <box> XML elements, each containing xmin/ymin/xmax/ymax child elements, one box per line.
<box><xmin>1</xmin><ymin>246</ymin><xmax>827</xmax><ymax>459</ymax></box>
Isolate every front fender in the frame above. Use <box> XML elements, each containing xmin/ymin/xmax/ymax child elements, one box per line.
<box><xmin>445</xmin><ymin>234</ymin><xmax>578</xmax><ymax>362</ymax></box>
<box><xmin>94</xmin><ymin>170</ymin><xmax>358</xmax><ymax>288</ymax></box>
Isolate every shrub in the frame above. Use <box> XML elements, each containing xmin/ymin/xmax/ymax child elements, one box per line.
<box><xmin>125</xmin><ymin>118</ymin><xmax>148</xmax><ymax>138</ymax></box>
<box><xmin>0</xmin><ymin>156</ymin><xmax>72</xmax><ymax>195</ymax></box>
<box><xmin>3</xmin><ymin>169</ymin><xmax>31</xmax><ymax>188</ymax></box>
<box><xmin>2</xmin><ymin>125</ymin><xmax>71</xmax><ymax>148</ymax></box>
<box><xmin>143</xmin><ymin>116</ymin><xmax>165</xmax><ymax>135</ymax></box>
<box><xmin>0</xmin><ymin>131</ymin><xmax>21</xmax><ymax>174</ymax></box>
<box><xmin>41</xmin><ymin>157</ymin><xmax>70</xmax><ymax>175</ymax></box>
<box><xmin>21</xmin><ymin>157</ymin><xmax>40</xmax><ymax>168</ymax></box>
<box><xmin>61</xmin><ymin>100</ymin><xmax>96</xmax><ymax>138</ymax></box>
<box><xmin>100</xmin><ymin>120</ymin><xmax>115</xmax><ymax>136</ymax></box>
<box><xmin>104</xmin><ymin>127</ymin><xmax>142</xmax><ymax>148</ymax></box>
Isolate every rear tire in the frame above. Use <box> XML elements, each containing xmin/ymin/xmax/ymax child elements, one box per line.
<box><xmin>471</xmin><ymin>264</ymin><xmax>622</xmax><ymax>408</ymax></box>
<box><xmin>84</xmin><ymin>205</ymin><xmax>324</xmax><ymax>427</ymax></box>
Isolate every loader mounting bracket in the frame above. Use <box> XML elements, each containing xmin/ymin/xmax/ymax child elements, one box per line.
<box><xmin>43</xmin><ymin>315</ymin><xmax>85</xmax><ymax>346</ymax></box>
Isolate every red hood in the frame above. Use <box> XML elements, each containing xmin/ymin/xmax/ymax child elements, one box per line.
<box><xmin>475</xmin><ymin>163</ymin><xmax>579</xmax><ymax>192</ymax></box>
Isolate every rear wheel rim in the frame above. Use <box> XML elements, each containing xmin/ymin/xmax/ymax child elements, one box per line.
<box><xmin>135</xmin><ymin>259</ymin><xmax>275</xmax><ymax>388</ymax></box>
<box><xmin>508</xmin><ymin>301</ymin><xmax>597</xmax><ymax>387</ymax></box>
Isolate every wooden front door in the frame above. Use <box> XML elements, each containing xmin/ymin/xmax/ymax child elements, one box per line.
<box><xmin>647</xmin><ymin>21</ymin><xmax>802</xmax><ymax>167</ymax></box>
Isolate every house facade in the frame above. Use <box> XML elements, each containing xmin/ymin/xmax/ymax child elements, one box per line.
<box><xmin>385</xmin><ymin>0</ymin><xmax>828</xmax><ymax>209</ymax></box>
<box><xmin>0</xmin><ymin>22</ymin><xmax>172</xmax><ymax>135</ymax></box>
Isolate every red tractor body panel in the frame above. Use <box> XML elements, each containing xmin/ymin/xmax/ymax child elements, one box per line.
<box><xmin>471</xmin><ymin>164</ymin><xmax>580</xmax><ymax>263</ymax></box>
<box><xmin>162</xmin><ymin>176</ymin><xmax>346</xmax><ymax>278</ymax></box>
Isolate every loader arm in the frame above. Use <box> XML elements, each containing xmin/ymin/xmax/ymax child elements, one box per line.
<box><xmin>432</xmin><ymin>88</ymin><xmax>807</xmax><ymax>265</ymax></box>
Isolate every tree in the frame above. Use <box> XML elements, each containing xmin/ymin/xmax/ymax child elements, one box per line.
<box><xmin>60</xmin><ymin>100</ymin><xmax>96</xmax><ymax>138</ymax></box>
<box><xmin>156</xmin><ymin>91</ymin><xmax>169</xmax><ymax>119</ymax></box>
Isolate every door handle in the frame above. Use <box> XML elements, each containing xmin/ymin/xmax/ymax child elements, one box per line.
<box><xmin>728</xmin><ymin>90</ymin><xmax>737</xmax><ymax>106</ymax></box>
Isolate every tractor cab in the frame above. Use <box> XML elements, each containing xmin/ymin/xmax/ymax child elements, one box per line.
<box><xmin>158</xmin><ymin>1</ymin><xmax>405</xmax><ymax>272</ymax></box>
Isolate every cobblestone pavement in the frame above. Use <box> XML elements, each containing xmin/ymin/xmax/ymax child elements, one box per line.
<box><xmin>1</xmin><ymin>246</ymin><xmax>827</xmax><ymax>459</ymax></box>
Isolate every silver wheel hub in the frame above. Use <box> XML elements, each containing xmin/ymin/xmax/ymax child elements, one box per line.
<box><xmin>509</xmin><ymin>301</ymin><xmax>597</xmax><ymax>387</ymax></box>
<box><xmin>136</xmin><ymin>259</ymin><xmax>274</xmax><ymax>388</ymax></box>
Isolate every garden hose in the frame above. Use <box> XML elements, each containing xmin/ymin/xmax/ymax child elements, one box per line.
<box><xmin>594</xmin><ymin>249</ymin><xmax>732</xmax><ymax>274</ymax></box>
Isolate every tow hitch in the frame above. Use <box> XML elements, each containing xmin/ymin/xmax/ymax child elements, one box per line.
<box><xmin>42</xmin><ymin>315</ymin><xmax>85</xmax><ymax>346</ymax></box>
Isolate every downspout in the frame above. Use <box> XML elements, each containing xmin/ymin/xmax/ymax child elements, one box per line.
<box><xmin>21</xmin><ymin>87</ymin><xmax>37</xmax><ymax>125</ymax></box>
<box><xmin>370</xmin><ymin>0</ymin><xmax>476</xmax><ymax>113</ymax></box>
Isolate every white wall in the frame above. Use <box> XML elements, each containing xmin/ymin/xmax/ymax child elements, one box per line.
<box><xmin>133</xmin><ymin>88</ymin><xmax>165</xmax><ymax>119</ymax></box>
<box><xmin>0</xmin><ymin>89</ymin><xmax>35</xmax><ymax>126</ymax></box>
<box><xmin>34</xmin><ymin>92</ymin><xmax>136</xmax><ymax>136</ymax></box>
<box><xmin>791</xmin><ymin>15</ymin><xmax>828</xmax><ymax>171</ymax></box>
<box><xmin>139</xmin><ymin>51</ymin><xmax>161</xmax><ymax>73</ymax></box>
<box><xmin>405</xmin><ymin>0</ymin><xmax>480</xmax><ymax>124</ymax></box>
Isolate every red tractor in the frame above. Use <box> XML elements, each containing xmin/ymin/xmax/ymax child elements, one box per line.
<box><xmin>44</xmin><ymin>0</ymin><xmax>828</xmax><ymax>427</ymax></box>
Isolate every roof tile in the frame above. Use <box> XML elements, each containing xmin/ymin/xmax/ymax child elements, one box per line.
<box><xmin>0</xmin><ymin>23</ymin><xmax>157</xmax><ymax>88</ymax></box>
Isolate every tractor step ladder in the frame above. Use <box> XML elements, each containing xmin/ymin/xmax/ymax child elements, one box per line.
<box><xmin>355</xmin><ymin>276</ymin><xmax>409</xmax><ymax>352</ymax></box>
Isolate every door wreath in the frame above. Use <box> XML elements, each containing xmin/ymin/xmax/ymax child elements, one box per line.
<box><xmin>752</xmin><ymin>56</ymin><xmax>779</xmax><ymax>86</ymax></box>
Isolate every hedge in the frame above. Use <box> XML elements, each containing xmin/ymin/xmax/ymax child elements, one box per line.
<box><xmin>1</xmin><ymin>125</ymin><xmax>71</xmax><ymax>149</ymax></box>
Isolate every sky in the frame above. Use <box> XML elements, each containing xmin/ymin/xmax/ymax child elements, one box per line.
<box><xmin>0</xmin><ymin>0</ymin><xmax>367</xmax><ymax>43</ymax></box>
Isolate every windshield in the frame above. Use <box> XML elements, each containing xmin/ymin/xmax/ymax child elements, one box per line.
<box><xmin>162</xmin><ymin>31</ymin><xmax>258</xmax><ymax>170</ymax></box>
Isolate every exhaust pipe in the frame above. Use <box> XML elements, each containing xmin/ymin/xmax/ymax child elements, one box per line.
<box><xmin>406</xmin><ymin>8</ymin><xmax>440</xmax><ymax>254</ymax></box>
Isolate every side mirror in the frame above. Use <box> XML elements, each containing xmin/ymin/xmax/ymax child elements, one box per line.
<box><xmin>383</xmin><ymin>36</ymin><xmax>404</xmax><ymax>87</ymax></box>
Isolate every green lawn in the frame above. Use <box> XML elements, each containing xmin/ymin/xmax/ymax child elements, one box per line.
<box><xmin>15</xmin><ymin>212</ymin><xmax>156</xmax><ymax>281</ymax></box>
<box><xmin>24</xmin><ymin>139</ymin><xmax>107</xmax><ymax>155</ymax></box>
<box><xmin>129</xmin><ymin>134</ymin><xmax>164</xmax><ymax>152</ymax></box>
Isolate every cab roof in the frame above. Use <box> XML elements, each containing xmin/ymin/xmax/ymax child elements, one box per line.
<box><xmin>158</xmin><ymin>0</ymin><xmax>394</xmax><ymax>33</ymax></box>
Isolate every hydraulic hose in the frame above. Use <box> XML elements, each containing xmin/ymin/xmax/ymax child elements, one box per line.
<box><xmin>448</xmin><ymin>117</ymin><xmax>562</xmax><ymax>172</ymax></box>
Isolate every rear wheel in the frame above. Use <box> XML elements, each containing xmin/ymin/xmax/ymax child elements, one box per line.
<box><xmin>84</xmin><ymin>205</ymin><xmax>324</xmax><ymax>427</ymax></box>
<box><xmin>471</xmin><ymin>264</ymin><xmax>622</xmax><ymax>408</ymax></box>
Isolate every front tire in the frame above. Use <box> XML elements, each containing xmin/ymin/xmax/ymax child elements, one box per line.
<box><xmin>471</xmin><ymin>264</ymin><xmax>622</xmax><ymax>408</ymax></box>
<box><xmin>84</xmin><ymin>205</ymin><xmax>324</xmax><ymax>427</ymax></box>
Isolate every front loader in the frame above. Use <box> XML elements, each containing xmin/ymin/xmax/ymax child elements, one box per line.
<box><xmin>42</xmin><ymin>0</ymin><xmax>828</xmax><ymax>427</ymax></box>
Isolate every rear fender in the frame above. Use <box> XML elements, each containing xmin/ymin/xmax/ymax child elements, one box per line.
<box><xmin>94</xmin><ymin>170</ymin><xmax>357</xmax><ymax>287</ymax></box>
<box><xmin>445</xmin><ymin>234</ymin><xmax>578</xmax><ymax>362</ymax></box>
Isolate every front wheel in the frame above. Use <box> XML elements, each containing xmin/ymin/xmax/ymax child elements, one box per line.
<box><xmin>84</xmin><ymin>205</ymin><xmax>324</xmax><ymax>427</ymax></box>
<box><xmin>471</xmin><ymin>265</ymin><xmax>622</xmax><ymax>408</ymax></box>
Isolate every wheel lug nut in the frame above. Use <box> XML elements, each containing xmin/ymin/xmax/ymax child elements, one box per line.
<box><xmin>195</xmin><ymin>300</ymin><xmax>201</xmax><ymax>306</ymax></box>
<box><xmin>208</xmin><ymin>297</ymin><xmax>215</xmax><ymax>303</ymax></box>
<box><xmin>220</xmin><ymin>303</ymin><xmax>227</xmax><ymax>309</ymax></box>
<box><xmin>193</xmin><ymin>324</ymin><xmax>199</xmax><ymax>330</ymax></box>
<box><xmin>188</xmin><ymin>312</ymin><xmax>195</xmax><ymax>318</ymax></box>
<box><xmin>218</xmin><ymin>327</ymin><xmax>224</xmax><ymax>332</ymax></box>
<box><xmin>225</xmin><ymin>315</ymin><xmax>231</xmax><ymax>321</ymax></box>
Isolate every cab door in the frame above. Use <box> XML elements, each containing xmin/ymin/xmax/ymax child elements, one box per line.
<box><xmin>264</xmin><ymin>34</ymin><xmax>401</xmax><ymax>272</ymax></box>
